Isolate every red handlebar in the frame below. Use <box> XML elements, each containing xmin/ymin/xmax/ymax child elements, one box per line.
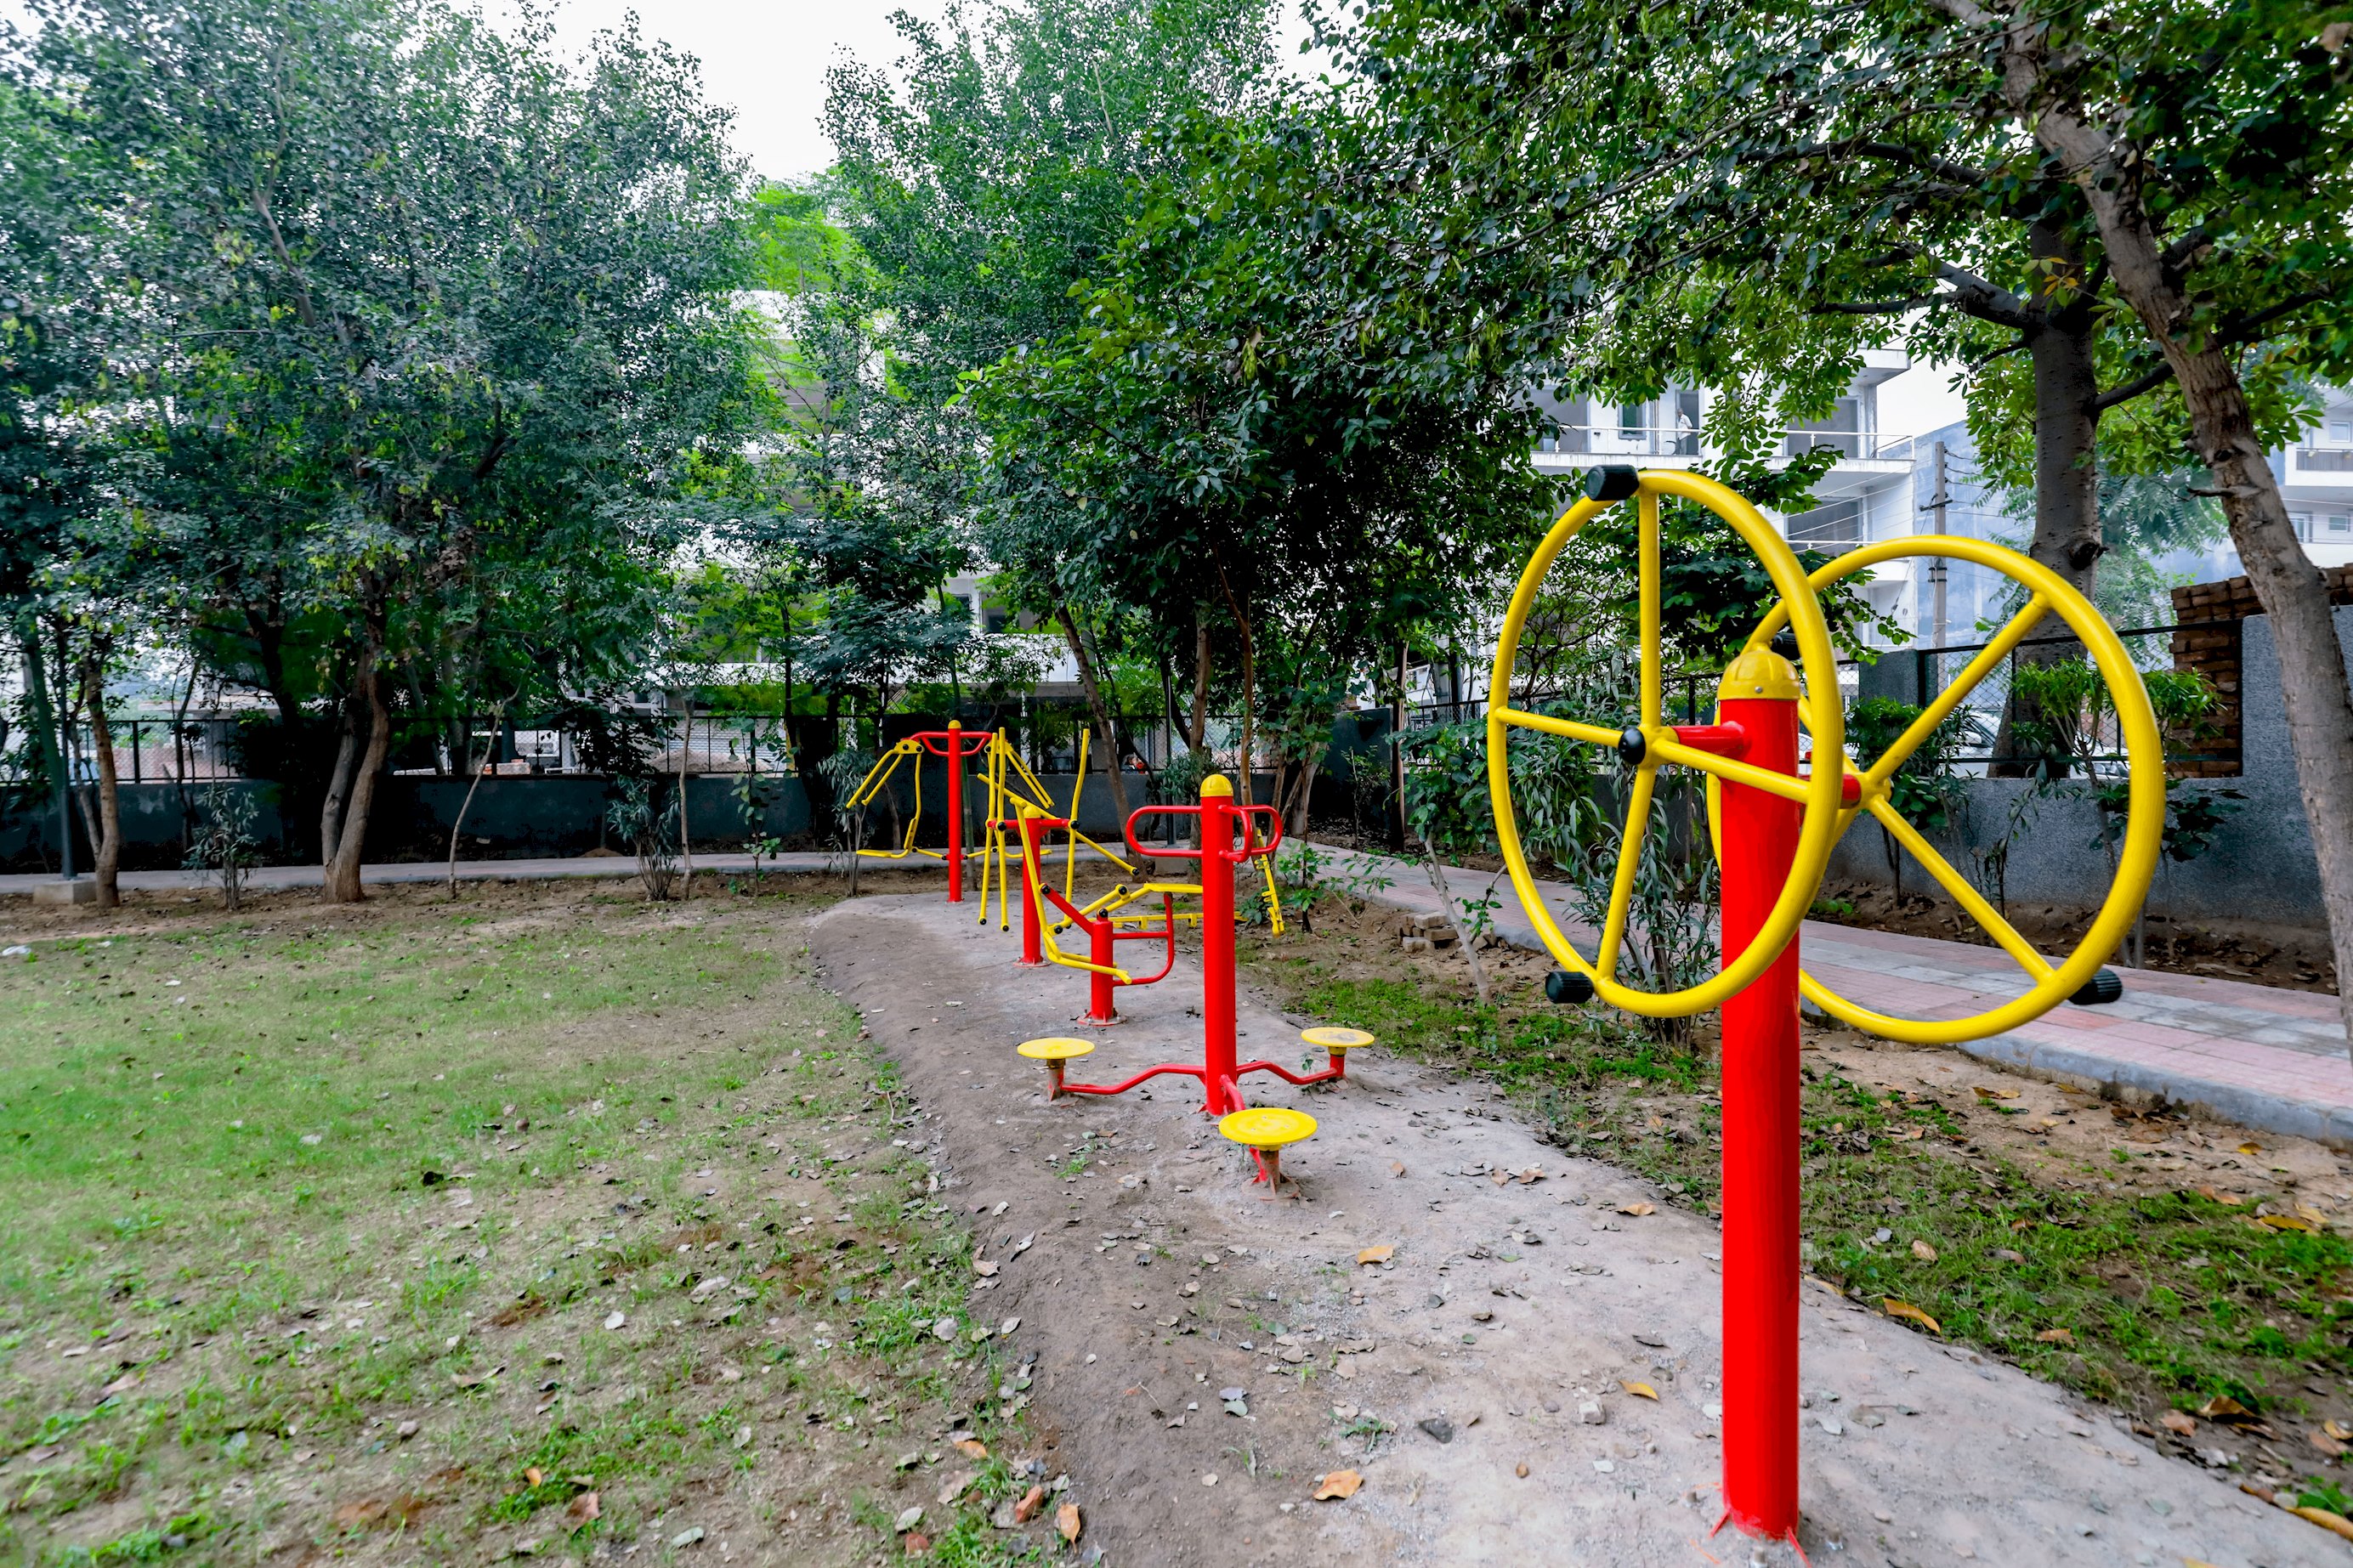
<box><xmin>1122</xmin><ymin>801</ymin><xmax>1284</xmax><ymax>863</ymax></box>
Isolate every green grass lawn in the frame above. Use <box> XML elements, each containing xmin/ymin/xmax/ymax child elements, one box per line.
<box><xmin>0</xmin><ymin>889</ymin><xmax>1042</xmax><ymax>1568</ymax></box>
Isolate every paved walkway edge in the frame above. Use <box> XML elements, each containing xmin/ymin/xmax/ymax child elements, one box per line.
<box><xmin>1949</xmin><ymin>1029</ymin><xmax>2353</xmax><ymax>1147</ymax></box>
<box><xmin>1302</xmin><ymin>841</ymin><xmax>2353</xmax><ymax>1151</ymax></box>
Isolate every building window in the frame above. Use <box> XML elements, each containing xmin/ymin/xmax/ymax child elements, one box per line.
<box><xmin>2293</xmin><ymin>512</ymin><xmax>2313</xmax><ymax>541</ymax></box>
<box><xmin>1672</xmin><ymin>390</ymin><xmax>1701</xmax><ymax>456</ymax></box>
<box><xmin>1786</xmin><ymin>398</ymin><xmax>1860</xmax><ymax>459</ymax></box>
<box><xmin>1787</xmin><ymin>499</ymin><xmax>1863</xmax><ymax>552</ymax></box>
<box><xmin>1619</xmin><ymin>402</ymin><xmax>1644</xmax><ymax>437</ymax></box>
<box><xmin>2329</xmin><ymin>417</ymin><xmax>2352</xmax><ymax>444</ymax></box>
<box><xmin>2331</xmin><ymin>514</ymin><xmax>2351</xmax><ymax>535</ymax></box>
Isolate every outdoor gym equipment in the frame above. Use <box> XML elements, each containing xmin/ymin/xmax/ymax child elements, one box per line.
<box><xmin>1485</xmin><ymin>465</ymin><xmax>2162</xmax><ymax>1548</ymax></box>
<box><xmin>977</xmin><ymin>725</ymin><xmax>1137</xmax><ymax>948</ymax></box>
<box><xmin>843</xmin><ymin>720</ymin><xmax>996</xmax><ymax>902</ymax></box>
<box><xmin>1013</xmin><ymin>775</ymin><xmax>1354</xmax><ymax>1189</ymax></box>
<box><xmin>1012</xmin><ymin>804</ymin><xmax>1186</xmax><ymax>1023</ymax></box>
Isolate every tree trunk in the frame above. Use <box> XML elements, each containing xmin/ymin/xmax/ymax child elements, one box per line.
<box><xmin>1056</xmin><ymin>604</ymin><xmax>1133</xmax><ymax>823</ymax></box>
<box><xmin>677</xmin><ymin>705</ymin><xmax>694</xmax><ymax>901</ymax></box>
<box><xmin>1991</xmin><ymin>256</ymin><xmax>2104</xmax><ymax>774</ymax></box>
<box><xmin>18</xmin><ymin>628</ymin><xmax>64</xmax><ymax>874</ymax></box>
<box><xmin>1188</xmin><ymin>608</ymin><xmax>1211</xmax><ymax>753</ymax></box>
<box><xmin>79</xmin><ymin>654</ymin><xmax>121</xmax><ymax>908</ymax></box>
<box><xmin>319</xmin><ymin>693</ymin><xmax>360</xmax><ymax>870</ymax></box>
<box><xmin>448</xmin><ymin>703</ymin><xmax>502</xmax><ymax>897</ymax></box>
<box><xmin>2028</xmin><ymin>95</ymin><xmax>2353</xmax><ymax>1050</ymax></box>
<box><xmin>323</xmin><ymin>663</ymin><xmax>392</xmax><ymax>903</ymax></box>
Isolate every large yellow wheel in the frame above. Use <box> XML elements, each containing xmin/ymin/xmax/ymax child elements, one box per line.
<box><xmin>1485</xmin><ymin>467</ymin><xmax>1847</xmax><ymax>1017</ymax></box>
<box><xmin>1727</xmin><ymin>536</ymin><xmax>2164</xmax><ymax>1044</ymax></box>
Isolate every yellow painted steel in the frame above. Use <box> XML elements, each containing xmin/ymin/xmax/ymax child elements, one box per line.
<box><xmin>844</xmin><ymin>740</ymin><xmax>939</xmax><ymax>862</ymax></box>
<box><xmin>1016</xmin><ymin>1036</ymin><xmax>1097</xmax><ymax>1061</ymax></box>
<box><xmin>1300</xmin><ymin>1026</ymin><xmax>1374</xmax><ymax>1050</ymax></box>
<box><xmin>1486</xmin><ymin>470</ymin><xmax>1847</xmax><ymax>1016</ymax></box>
<box><xmin>1014</xmin><ymin>803</ymin><xmax>1201</xmax><ymax>982</ymax></box>
<box><xmin>1217</xmin><ymin>1106</ymin><xmax>1316</xmax><ymax>1150</ymax></box>
<box><xmin>1724</xmin><ymin>535</ymin><xmax>2163</xmax><ymax>1044</ymax></box>
<box><xmin>975</xmin><ymin>730</ymin><xmax>1137</xmax><ymax>931</ymax></box>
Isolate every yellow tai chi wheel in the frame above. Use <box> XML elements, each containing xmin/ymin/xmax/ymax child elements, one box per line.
<box><xmin>1485</xmin><ymin>467</ymin><xmax>1849</xmax><ymax>1018</ymax></box>
<box><xmin>1722</xmin><ymin>536</ymin><xmax>2164</xmax><ymax>1044</ymax></box>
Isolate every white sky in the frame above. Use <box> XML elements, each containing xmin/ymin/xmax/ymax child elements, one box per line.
<box><xmin>485</xmin><ymin>0</ymin><xmax>952</xmax><ymax>183</ymax></box>
<box><xmin>1880</xmin><ymin>359</ymin><xmax>1970</xmax><ymax>440</ymax></box>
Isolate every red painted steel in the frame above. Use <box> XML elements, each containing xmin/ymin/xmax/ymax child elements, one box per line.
<box><xmin>1688</xmin><ymin>691</ymin><xmax>1804</xmax><ymax>1540</ymax></box>
<box><xmin>1050</xmin><ymin>778</ymin><xmax>1322</xmax><ymax>1152</ymax></box>
<box><xmin>912</xmin><ymin>722</ymin><xmax>994</xmax><ymax>903</ymax></box>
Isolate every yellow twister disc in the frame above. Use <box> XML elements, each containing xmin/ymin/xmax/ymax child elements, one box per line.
<box><xmin>1016</xmin><ymin>1037</ymin><xmax>1097</xmax><ymax>1061</ymax></box>
<box><xmin>1300</xmin><ymin>1027</ymin><xmax>1374</xmax><ymax>1050</ymax></box>
<box><xmin>1217</xmin><ymin>1107</ymin><xmax>1317</xmax><ymax>1151</ymax></box>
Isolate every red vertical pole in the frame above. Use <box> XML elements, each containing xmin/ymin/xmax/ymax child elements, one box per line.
<box><xmin>944</xmin><ymin>720</ymin><xmax>965</xmax><ymax>903</ymax></box>
<box><xmin>1087</xmin><ymin>914</ymin><xmax>1117</xmax><ymax>1022</ymax></box>
<box><xmin>1197</xmin><ymin>775</ymin><xmax>1239</xmax><ymax>1113</ymax></box>
<box><xmin>1715</xmin><ymin>649</ymin><xmax>1803</xmax><ymax>1542</ymax></box>
<box><xmin>1015</xmin><ymin>814</ymin><xmax>1045</xmax><ymax>967</ymax></box>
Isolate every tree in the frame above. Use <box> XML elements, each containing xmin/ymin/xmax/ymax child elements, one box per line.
<box><xmin>12</xmin><ymin>0</ymin><xmax>773</xmax><ymax>899</ymax></box>
<box><xmin>1919</xmin><ymin>0</ymin><xmax>2353</xmax><ymax>1050</ymax></box>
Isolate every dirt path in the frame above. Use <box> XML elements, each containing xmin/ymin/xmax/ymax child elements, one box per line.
<box><xmin>809</xmin><ymin>894</ymin><xmax>2336</xmax><ymax>1568</ymax></box>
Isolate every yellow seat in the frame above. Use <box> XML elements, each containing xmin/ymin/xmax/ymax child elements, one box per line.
<box><xmin>1301</xmin><ymin>1027</ymin><xmax>1374</xmax><ymax>1051</ymax></box>
<box><xmin>1018</xmin><ymin>1036</ymin><xmax>1095</xmax><ymax>1099</ymax></box>
<box><xmin>1018</xmin><ymin>1037</ymin><xmax>1097</xmax><ymax>1061</ymax></box>
<box><xmin>1218</xmin><ymin>1107</ymin><xmax>1316</xmax><ymax>1150</ymax></box>
<box><xmin>1218</xmin><ymin>1106</ymin><xmax>1315</xmax><ymax>1198</ymax></box>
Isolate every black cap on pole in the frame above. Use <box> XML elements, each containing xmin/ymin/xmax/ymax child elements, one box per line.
<box><xmin>1583</xmin><ymin>466</ymin><xmax>1640</xmax><ymax>503</ymax></box>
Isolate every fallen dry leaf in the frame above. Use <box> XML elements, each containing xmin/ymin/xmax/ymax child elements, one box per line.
<box><xmin>1056</xmin><ymin>1503</ymin><xmax>1081</xmax><ymax>1544</ymax></box>
<box><xmin>1013</xmin><ymin>1485</ymin><xmax>1045</xmax><ymax>1524</ymax></box>
<box><xmin>2159</xmin><ymin>1410</ymin><xmax>2198</xmax><ymax>1437</ymax></box>
<box><xmin>1910</xmin><ymin>1239</ymin><xmax>1938</xmax><ymax>1262</ymax></box>
<box><xmin>2196</xmin><ymin>1185</ymin><xmax>2245</xmax><ymax>1207</ymax></box>
<box><xmin>1880</xmin><ymin>1298</ymin><xmax>1943</xmax><ymax>1335</ymax></box>
<box><xmin>2034</xmin><ymin>1327</ymin><xmax>2074</xmax><ymax>1345</ymax></box>
<box><xmin>2237</xmin><ymin>1141</ymin><xmax>2263</xmax><ymax>1155</ymax></box>
<box><xmin>2197</xmin><ymin>1395</ymin><xmax>2258</xmax><ymax>1424</ymax></box>
<box><xmin>953</xmin><ymin>1439</ymin><xmax>988</xmax><ymax>1460</ymax></box>
<box><xmin>2310</xmin><ymin>1429</ymin><xmax>2349</xmax><ymax>1458</ymax></box>
<box><xmin>1618</xmin><ymin>1202</ymin><xmax>1655</xmax><ymax>1217</ymax></box>
<box><xmin>903</xmin><ymin>1533</ymin><xmax>930</xmax><ymax>1557</ymax></box>
<box><xmin>1620</xmin><ymin>1381</ymin><xmax>1658</xmax><ymax>1401</ymax></box>
<box><xmin>566</xmin><ymin>1492</ymin><xmax>599</xmax><ymax>1525</ymax></box>
<box><xmin>1356</xmin><ymin>1245</ymin><xmax>1395</xmax><ymax>1266</ymax></box>
<box><xmin>2259</xmin><ymin>1214</ymin><xmax>2316</xmax><ymax>1233</ymax></box>
<box><xmin>2327</xmin><ymin>1419</ymin><xmax>2351</xmax><ymax>1442</ymax></box>
<box><xmin>972</xmin><ymin>1259</ymin><xmax>1000</xmax><ymax>1277</ymax></box>
<box><xmin>2288</xmin><ymin>1506</ymin><xmax>2353</xmax><ymax>1543</ymax></box>
<box><xmin>524</xmin><ymin>1468</ymin><xmax>544</xmax><ymax>1486</ymax></box>
<box><xmin>1389</xmin><ymin>1162</ymin><xmax>1405</xmax><ymax>1178</ymax></box>
<box><xmin>1972</xmin><ymin>1085</ymin><xmax>2020</xmax><ymax>1101</ymax></box>
<box><xmin>1312</xmin><ymin>1470</ymin><xmax>1363</xmax><ymax>1501</ymax></box>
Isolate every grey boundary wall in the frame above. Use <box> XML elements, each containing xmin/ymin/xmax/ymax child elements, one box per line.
<box><xmin>0</xmin><ymin>763</ymin><xmax>1279</xmax><ymax>873</ymax></box>
<box><xmin>1832</xmin><ymin>603</ymin><xmax>2353</xmax><ymax>934</ymax></box>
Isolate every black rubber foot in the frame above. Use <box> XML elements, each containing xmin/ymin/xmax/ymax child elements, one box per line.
<box><xmin>1584</xmin><ymin>466</ymin><xmax>1640</xmax><ymax>503</ymax></box>
<box><xmin>1545</xmin><ymin>969</ymin><xmax>1596</xmax><ymax>1005</ymax></box>
<box><xmin>2070</xmin><ymin>968</ymin><xmax>2124</xmax><ymax>1006</ymax></box>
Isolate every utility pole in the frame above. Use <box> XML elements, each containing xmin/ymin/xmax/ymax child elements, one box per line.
<box><xmin>1921</xmin><ymin>439</ymin><xmax>1950</xmax><ymax>650</ymax></box>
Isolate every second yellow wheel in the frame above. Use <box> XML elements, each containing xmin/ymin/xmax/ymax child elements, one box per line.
<box><xmin>1727</xmin><ymin>536</ymin><xmax>2163</xmax><ymax>1044</ymax></box>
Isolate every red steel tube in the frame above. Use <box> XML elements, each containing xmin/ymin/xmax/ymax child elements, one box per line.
<box><xmin>1087</xmin><ymin>909</ymin><xmax>1118</xmax><ymax>1022</ymax></box>
<box><xmin>1012</xmin><ymin>818</ymin><xmax>1045</xmax><ymax>966</ymax></box>
<box><xmin>1198</xmin><ymin>777</ymin><xmax>1239</xmax><ymax>1114</ymax></box>
<box><xmin>1714</xmin><ymin>657</ymin><xmax>1804</xmax><ymax>1542</ymax></box>
<box><xmin>944</xmin><ymin>720</ymin><xmax>965</xmax><ymax>902</ymax></box>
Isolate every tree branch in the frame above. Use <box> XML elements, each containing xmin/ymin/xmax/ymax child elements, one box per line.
<box><xmin>1813</xmin><ymin>293</ymin><xmax>1946</xmax><ymax>316</ymax></box>
<box><xmin>2094</xmin><ymin>291</ymin><xmax>2334</xmax><ymax>410</ymax></box>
